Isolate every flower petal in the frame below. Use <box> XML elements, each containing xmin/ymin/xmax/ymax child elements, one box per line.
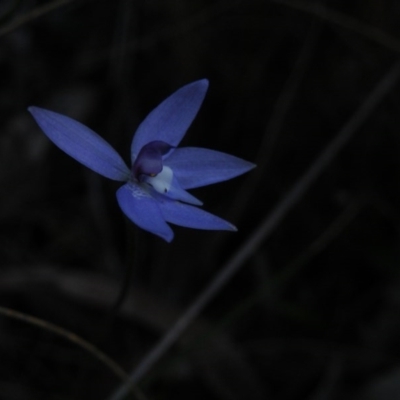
<box><xmin>28</xmin><ymin>107</ymin><xmax>130</xmax><ymax>181</ymax></box>
<box><xmin>165</xmin><ymin>175</ymin><xmax>203</xmax><ymax>206</ymax></box>
<box><xmin>165</xmin><ymin>147</ymin><xmax>256</xmax><ymax>189</ymax></box>
<box><xmin>143</xmin><ymin>166</ymin><xmax>203</xmax><ymax>206</ymax></box>
<box><xmin>156</xmin><ymin>195</ymin><xmax>237</xmax><ymax>232</ymax></box>
<box><xmin>131</xmin><ymin>79</ymin><xmax>209</xmax><ymax>160</ymax></box>
<box><xmin>116</xmin><ymin>183</ymin><xmax>174</xmax><ymax>242</ymax></box>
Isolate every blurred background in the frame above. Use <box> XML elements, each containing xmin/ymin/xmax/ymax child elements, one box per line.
<box><xmin>1</xmin><ymin>0</ymin><xmax>400</xmax><ymax>399</ymax></box>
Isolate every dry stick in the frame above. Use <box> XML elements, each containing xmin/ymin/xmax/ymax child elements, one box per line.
<box><xmin>110</xmin><ymin>60</ymin><xmax>400</xmax><ymax>400</ymax></box>
<box><xmin>0</xmin><ymin>0</ymin><xmax>76</xmax><ymax>37</ymax></box>
<box><xmin>0</xmin><ymin>0</ymin><xmax>22</xmax><ymax>24</ymax></box>
<box><xmin>0</xmin><ymin>305</ymin><xmax>146</xmax><ymax>400</ymax></box>
<box><xmin>188</xmin><ymin>202</ymin><xmax>361</xmax><ymax>348</ymax></box>
<box><xmin>269</xmin><ymin>0</ymin><xmax>400</xmax><ymax>54</ymax></box>
<box><xmin>208</xmin><ymin>21</ymin><xmax>319</xmax><ymax>263</ymax></box>
<box><xmin>225</xmin><ymin>20</ymin><xmax>319</xmax><ymax>228</ymax></box>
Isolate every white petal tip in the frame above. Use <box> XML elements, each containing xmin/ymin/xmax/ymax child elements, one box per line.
<box><xmin>230</xmin><ymin>224</ymin><xmax>238</xmax><ymax>232</ymax></box>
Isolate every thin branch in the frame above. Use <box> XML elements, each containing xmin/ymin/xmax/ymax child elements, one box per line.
<box><xmin>269</xmin><ymin>0</ymin><xmax>400</xmax><ymax>53</ymax></box>
<box><xmin>176</xmin><ymin>202</ymin><xmax>360</xmax><ymax>363</ymax></box>
<box><xmin>274</xmin><ymin>202</ymin><xmax>360</xmax><ymax>287</ymax></box>
<box><xmin>216</xmin><ymin>202</ymin><xmax>361</xmax><ymax>330</ymax></box>
<box><xmin>0</xmin><ymin>0</ymin><xmax>77</xmax><ymax>37</ymax></box>
<box><xmin>109</xmin><ymin>60</ymin><xmax>400</xmax><ymax>400</ymax></box>
<box><xmin>225</xmin><ymin>18</ymin><xmax>319</xmax><ymax>226</ymax></box>
<box><xmin>0</xmin><ymin>0</ymin><xmax>22</xmax><ymax>24</ymax></box>
<box><xmin>0</xmin><ymin>305</ymin><xmax>146</xmax><ymax>400</ymax></box>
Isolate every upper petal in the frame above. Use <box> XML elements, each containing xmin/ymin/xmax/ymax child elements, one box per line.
<box><xmin>165</xmin><ymin>147</ymin><xmax>256</xmax><ymax>189</ymax></box>
<box><xmin>131</xmin><ymin>79</ymin><xmax>209</xmax><ymax>161</ymax></box>
<box><xmin>29</xmin><ymin>107</ymin><xmax>130</xmax><ymax>181</ymax></box>
<box><xmin>116</xmin><ymin>183</ymin><xmax>174</xmax><ymax>242</ymax></box>
<box><xmin>156</xmin><ymin>194</ymin><xmax>236</xmax><ymax>232</ymax></box>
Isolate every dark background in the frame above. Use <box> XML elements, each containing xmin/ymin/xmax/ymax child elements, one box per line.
<box><xmin>1</xmin><ymin>0</ymin><xmax>400</xmax><ymax>399</ymax></box>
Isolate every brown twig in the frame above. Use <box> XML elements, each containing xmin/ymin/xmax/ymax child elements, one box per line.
<box><xmin>0</xmin><ymin>305</ymin><xmax>146</xmax><ymax>400</ymax></box>
<box><xmin>0</xmin><ymin>0</ymin><xmax>77</xmax><ymax>37</ymax></box>
<box><xmin>269</xmin><ymin>0</ymin><xmax>400</xmax><ymax>53</ymax></box>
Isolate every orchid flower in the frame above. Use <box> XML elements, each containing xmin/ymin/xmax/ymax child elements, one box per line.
<box><xmin>28</xmin><ymin>80</ymin><xmax>255</xmax><ymax>242</ymax></box>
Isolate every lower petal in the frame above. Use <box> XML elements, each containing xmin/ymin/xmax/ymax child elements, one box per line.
<box><xmin>156</xmin><ymin>195</ymin><xmax>237</xmax><ymax>232</ymax></box>
<box><xmin>144</xmin><ymin>166</ymin><xmax>203</xmax><ymax>206</ymax></box>
<box><xmin>116</xmin><ymin>183</ymin><xmax>174</xmax><ymax>242</ymax></box>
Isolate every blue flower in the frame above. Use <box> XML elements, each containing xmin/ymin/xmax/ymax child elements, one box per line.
<box><xmin>28</xmin><ymin>80</ymin><xmax>255</xmax><ymax>242</ymax></box>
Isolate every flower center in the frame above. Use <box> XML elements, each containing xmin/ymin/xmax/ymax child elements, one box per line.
<box><xmin>132</xmin><ymin>141</ymin><xmax>202</xmax><ymax>205</ymax></box>
<box><xmin>132</xmin><ymin>140</ymin><xmax>172</xmax><ymax>181</ymax></box>
<box><xmin>144</xmin><ymin>165</ymin><xmax>173</xmax><ymax>193</ymax></box>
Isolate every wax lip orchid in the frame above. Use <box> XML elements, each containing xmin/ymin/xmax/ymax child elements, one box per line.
<box><xmin>28</xmin><ymin>80</ymin><xmax>255</xmax><ymax>242</ymax></box>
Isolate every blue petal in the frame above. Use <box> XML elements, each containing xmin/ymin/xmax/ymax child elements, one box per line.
<box><xmin>131</xmin><ymin>80</ymin><xmax>209</xmax><ymax>160</ymax></box>
<box><xmin>28</xmin><ymin>107</ymin><xmax>130</xmax><ymax>181</ymax></box>
<box><xmin>166</xmin><ymin>175</ymin><xmax>203</xmax><ymax>206</ymax></box>
<box><xmin>116</xmin><ymin>183</ymin><xmax>174</xmax><ymax>242</ymax></box>
<box><xmin>156</xmin><ymin>195</ymin><xmax>237</xmax><ymax>232</ymax></box>
<box><xmin>165</xmin><ymin>147</ymin><xmax>256</xmax><ymax>189</ymax></box>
